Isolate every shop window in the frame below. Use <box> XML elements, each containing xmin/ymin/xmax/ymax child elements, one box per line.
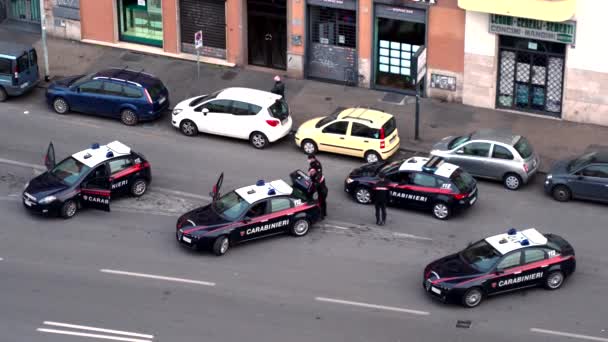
<box><xmin>118</xmin><ymin>0</ymin><xmax>163</xmax><ymax>47</ymax></box>
<box><xmin>310</xmin><ymin>6</ymin><xmax>356</xmax><ymax>48</ymax></box>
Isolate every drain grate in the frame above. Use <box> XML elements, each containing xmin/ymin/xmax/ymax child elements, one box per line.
<box><xmin>221</xmin><ymin>71</ymin><xmax>238</xmax><ymax>80</ymax></box>
<box><xmin>456</xmin><ymin>320</ymin><xmax>472</xmax><ymax>329</ymax></box>
<box><xmin>381</xmin><ymin>92</ymin><xmax>405</xmax><ymax>104</ymax></box>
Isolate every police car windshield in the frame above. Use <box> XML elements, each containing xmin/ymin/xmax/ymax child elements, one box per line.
<box><xmin>460</xmin><ymin>240</ymin><xmax>501</xmax><ymax>272</ymax></box>
<box><xmin>212</xmin><ymin>190</ymin><xmax>249</xmax><ymax>221</ymax></box>
<box><xmin>50</xmin><ymin>157</ymin><xmax>91</xmax><ymax>186</ymax></box>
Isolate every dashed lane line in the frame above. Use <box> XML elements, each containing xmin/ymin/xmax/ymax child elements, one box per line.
<box><xmin>531</xmin><ymin>328</ymin><xmax>608</xmax><ymax>342</ymax></box>
<box><xmin>392</xmin><ymin>232</ymin><xmax>433</xmax><ymax>241</ymax></box>
<box><xmin>315</xmin><ymin>296</ymin><xmax>430</xmax><ymax>316</ymax></box>
<box><xmin>100</xmin><ymin>268</ymin><xmax>216</xmax><ymax>287</ymax></box>
<box><xmin>36</xmin><ymin>329</ymin><xmax>151</xmax><ymax>342</ymax></box>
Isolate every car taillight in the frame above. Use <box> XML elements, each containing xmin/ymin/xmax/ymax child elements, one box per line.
<box><xmin>266</xmin><ymin>119</ymin><xmax>280</xmax><ymax>127</ymax></box>
<box><xmin>13</xmin><ymin>64</ymin><xmax>18</xmax><ymax>79</ymax></box>
<box><xmin>453</xmin><ymin>193</ymin><xmax>467</xmax><ymax>200</ymax></box>
<box><xmin>380</xmin><ymin>140</ymin><xmax>385</xmax><ymax>149</ymax></box>
<box><xmin>380</xmin><ymin>128</ymin><xmax>385</xmax><ymax>140</ymax></box>
<box><xmin>144</xmin><ymin>89</ymin><xmax>153</xmax><ymax>104</ymax></box>
<box><xmin>523</xmin><ymin>163</ymin><xmax>529</xmax><ymax>173</ymax></box>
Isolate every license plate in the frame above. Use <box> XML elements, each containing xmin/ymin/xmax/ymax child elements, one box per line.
<box><xmin>182</xmin><ymin>236</ymin><xmax>191</xmax><ymax>243</ymax></box>
<box><xmin>431</xmin><ymin>286</ymin><xmax>442</xmax><ymax>295</ymax></box>
<box><xmin>158</xmin><ymin>97</ymin><xmax>166</xmax><ymax>104</ymax></box>
<box><xmin>24</xmin><ymin>199</ymin><xmax>33</xmax><ymax>206</ymax></box>
<box><xmin>470</xmin><ymin>197</ymin><xmax>477</xmax><ymax>205</ymax></box>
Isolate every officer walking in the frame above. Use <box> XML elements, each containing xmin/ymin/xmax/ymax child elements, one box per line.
<box><xmin>271</xmin><ymin>75</ymin><xmax>285</xmax><ymax>98</ymax></box>
<box><xmin>308</xmin><ymin>157</ymin><xmax>327</xmax><ymax>220</ymax></box>
<box><xmin>373</xmin><ymin>174</ymin><xmax>390</xmax><ymax>225</ymax></box>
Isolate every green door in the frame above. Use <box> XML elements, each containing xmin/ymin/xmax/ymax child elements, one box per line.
<box><xmin>9</xmin><ymin>0</ymin><xmax>41</xmax><ymax>23</ymax></box>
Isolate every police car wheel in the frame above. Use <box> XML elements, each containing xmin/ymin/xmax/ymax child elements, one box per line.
<box><xmin>121</xmin><ymin>109</ymin><xmax>138</xmax><ymax>126</ymax></box>
<box><xmin>212</xmin><ymin>236</ymin><xmax>229</xmax><ymax>256</ymax></box>
<box><xmin>545</xmin><ymin>271</ymin><xmax>564</xmax><ymax>290</ymax></box>
<box><xmin>432</xmin><ymin>202</ymin><xmax>451</xmax><ymax>220</ymax></box>
<box><xmin>552</xmin><ymin>185</ymin><xmax>571</xmax><ymax>202</ymax></box>
<box><xmin>365</xmin><ymin>151</ymin><xmax>381</xmax><ymax>163</ymax></box>
<box><xmin>180</xmin><ymin>120</ymin><xmax>198</xmax><ymax>136</ymax></box>
<box><xmin>0</xmin><ymin>87</ymin><xmax>7</xmax><ymax>102</ymax></box>
<box><xmin>302</xmin><ymin>139</ymin><xmax>318</xmax><ymax>155</ymax></box>
<box><xmin>130</xmin><ymin>179</ymin><xmax>147</xmax><ymax>197</ymax></box>
<box><xmin>250</xmin><ymin>132</ymin><xmax>268</xmax><ymax>149</ymax></box>
<box><xmin>53</xmin><ymin>97</ymin><xmax>69</xmax><ymax>114</ymax></box>
<box><xmin>462</xmin><ymin>287</ymin><xmax>483</xmax><ymax>308</ymax></box>
<box><xmin>60</xmin><ymin>200</ymin><xmax>78</xmax><ymax>219</ymax></box>
<box><xmin>354</xmin><ymin>187</ymin><xmax>372</xmax><ymax>204</ymax></box>
<box><xmin>290</xmin><ymin>218</ymin><xmax>310</xmax><ymax>237</ymax></box>
<box><xmin>503</xmin><ymin>173</ymin><xmax>522</xmax><ymax>190</ymax></box>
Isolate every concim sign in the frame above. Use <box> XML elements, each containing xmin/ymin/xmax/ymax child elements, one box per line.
<box><xmin>489</xmin><ymin>14</ymin><xmax>577</xmax><ymax>45</ymax></box>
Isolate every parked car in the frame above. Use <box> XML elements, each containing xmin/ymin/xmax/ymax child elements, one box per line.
<box><xmin>171</xmin><ymin>87</ymin><xmax>292</xmax><ymax>149</ymax></box>
<box><xmin>0</xmin><ymin>41</ymin><xmax>39</xmax><ymax>101</ymax></box>
<box><xmin>430</xmin><ymin>129</ymin><xmax>540</xmax><ymax>190</ymax></box>
<box><xmin>295</xmin><ymin>107</ymin><xmax>400</xmax><ymax>163</ymax></box>
<box><xmin>46</xmin><ymin>67</ymin><xmax>169</xmax><ymax>125</ymax></box>
<box><xmin>544</xmin><ymin>151</ymin><xmax>608</xmax><ymax>203</ymax></box>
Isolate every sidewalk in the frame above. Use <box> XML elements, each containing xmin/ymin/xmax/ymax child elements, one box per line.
<box><xmin>4</xmin><ymin>25</ymin><xmax>608</xmax><ymax>172</ymax></box>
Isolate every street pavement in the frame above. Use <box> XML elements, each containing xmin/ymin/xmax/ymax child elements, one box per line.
<box><xmin>1</xmin><ymin>93</ymin><xmax>608</xmax><ymax>342</ymax></box>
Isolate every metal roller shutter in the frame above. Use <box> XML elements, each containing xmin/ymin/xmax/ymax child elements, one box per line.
<box><xmin>180</xmin><ymin>0</ymin><xmax>226</xmax><ymax>49</ymax></box>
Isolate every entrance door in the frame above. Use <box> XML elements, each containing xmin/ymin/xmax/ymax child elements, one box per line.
<box><xmin>9</xmin><ymin>0</ymin><xmax>41</xmax><ymax>23</ymax></box>
<box><xmin>247</xmin><ymin>0</ymin><xmax>287</xmax><ymax>69</ymax></box>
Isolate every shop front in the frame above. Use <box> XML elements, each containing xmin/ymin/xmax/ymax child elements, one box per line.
<box><xmin>7</xmin><ymin>0</ymin><xmax>40</xmax><ymax>23</ymax></box>
<box><xmin>179</xmin><ymin>0</ymin><xmax>226</xmax><ymax>59</ymax></box>
<box><xmin>372</xmin><ymin>3</ymin><xmax>427</xmax><ymax>92</ymax></box>
<box><xmin>491</xmin><ymin>14</ymin><xmax>576</xmax><ymax>117</ymax></box>
<box><xmin>247</xmin><ymin>0</ymin><xmax>287</xmax><ymax>69</ymax></box>
<box><xmin>306</xmin><ymin>0</ymin><xmax>357</xmax><ymax>83</ymax></box>
<box><xmin>117</xmin><ymin>0</ymin><xmax>164</xmax><ymax>47</ymax></box>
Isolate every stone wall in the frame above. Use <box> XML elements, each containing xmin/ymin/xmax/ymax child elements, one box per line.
<box><xmin>462</xmin><ymin>53</ymin><xmax>496</xmax><ymax>109</ymax></box>
<box><xmin>563</xmin><ymin>68</ymin><xmax>608</xmax><ymax>126</ymax></box>
<box><xmin>45</xmin><ymin>0</ymin><xmax>81</xmax><ymax>40</ymax></box>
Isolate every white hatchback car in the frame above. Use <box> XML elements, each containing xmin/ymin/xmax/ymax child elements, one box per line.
<box><xmin>171</xmin><ymin>87</ymin><xmax>293</xmax><ymax>149</ymax></box>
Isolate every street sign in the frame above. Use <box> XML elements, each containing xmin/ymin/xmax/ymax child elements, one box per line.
<box><xmin>415</xmin><ymin>47</ymin><xmax>427</xmax><ymax>84</ymax></box>
<box><xmin>194</xmin><ymin>30</ymin><xmax>203</xmax><ymax>50</ymax></box>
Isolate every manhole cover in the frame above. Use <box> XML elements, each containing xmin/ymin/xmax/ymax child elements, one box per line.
<box><xmin>456</xmin><ymin>320</ymin><xmax>472</xmax><ymax>329</ymax></box>
<box><xmin>381</xmin><ymin>93</ymin><xmax>405</xmax><ymax>104</ymax></box>
<box><xmin>221</xmin><ymin>71</ymin><xmax>238</xmax><ymax>80</ymax></box>
<box><xmin>120</xmin><ymin>52</ymin><xmax>144</xmax><ymax>62</ymax></box>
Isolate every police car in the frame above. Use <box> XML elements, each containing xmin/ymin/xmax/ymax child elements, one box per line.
<box><xmin>176</xmin><ymin>171</ymin><xmax>321</xmax><ymax>256</ymax></box>
<box><xmin>22</xmin><ymin>141</ymin><xmax>151</xmax><ymax>218</ymax></box>
<box><xmin>423</xmin><ymin>228</ymin><xmax>576</xmax><ymax>308</ymax></box>
<box><xmin>344</xmin><ymin>156</ymin><xmax>478</xmax><ymax>220</ymax></box>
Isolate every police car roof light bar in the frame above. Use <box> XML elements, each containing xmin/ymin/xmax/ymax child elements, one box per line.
<box><xmin>91</xmin><ymin>143</ymin><xmax>100</xmax><ymax>149</ymax></box>
<box><xmin>267</xmin><ymin>189</ymin><xmax>276</xmax><ymax>196</ymax></box>
<box><xmin>520</xmin><ymin>239</ymin><xmax>530</xmax><ymax>246</ymax></box>
<box><xmin>106</xmin><ymin>151</ymin><xmax>114</xmax><ymax>158</ymax></box>
<box><xmin>256</xmin><ymin>180</ymin><xmax>265</xmax><ymax>186</ymax></box>
<box><xmin>508</xmin><ymin>228</ymin><xmax>518</xmax><ymax>235</ymax></box>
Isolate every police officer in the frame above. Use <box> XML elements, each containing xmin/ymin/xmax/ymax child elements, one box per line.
<box><xmin>373</xmin><ymin>174</ymin><xmax>390</xmax><ymax>225</ymax></box>
<box><xmin>271</xmin><ymin>75</ymin><xmax>285</xmax><ymax>98</ymax></box>
<box><xmin>309</xmin><ymin>167</ymin><xmax>327</xmax><ymax>220</ymax></box>
<box><xmin>308</xmin><ymin>154</ymin><xmax>323</xmax><ymax>176</ymax></box>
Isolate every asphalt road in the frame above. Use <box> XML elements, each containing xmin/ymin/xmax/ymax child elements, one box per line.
<box><xmin>1</xmin><ymin>90</ymin><xmax>608</xmax><ymax>342</ymax></box>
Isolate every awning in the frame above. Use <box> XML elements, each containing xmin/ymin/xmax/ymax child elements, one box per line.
<box><xmin>457</xmin><ymin>0</ymin><xmax>576</xmax><ymax>22</ymax></box>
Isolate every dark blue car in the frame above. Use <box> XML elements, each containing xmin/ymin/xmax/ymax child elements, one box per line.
<box><xmin>45</xmin><ymin>68</ymin><xmax>169</xmax><ymax>125</ymax></box>
<box><xmin>544</xmin><ymin>151</ymin><xmax>608</xmax><ymax>203</ymax></box>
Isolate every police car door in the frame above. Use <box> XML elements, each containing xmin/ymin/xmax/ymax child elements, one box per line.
<box><xmin>44</xmin><ymin>141</ymin><xmax>56</xmax><ymax>170</ymax></box>
<box><xmin>386</xmin><ymin>171</ymin><xmax>411</xmax><ymax>207</ymax></box>
<box><xmin>108</xmin><ymin>156</ymin><xmax>135</xmax><ymax>194</ymax></box>
<box><xmin>80</xmin><ymin>164</ymin><xmax>111</xmax><ymax>212</ymax></box>
<box><xmin>234</xmin><ymin>200</ymin><xmax>271</xmax><ymax>242</ymax></box>
<box><xmin>487</xmin><ymin>251</ymin><xmax>523</xmax><ymax>294</ymax></box>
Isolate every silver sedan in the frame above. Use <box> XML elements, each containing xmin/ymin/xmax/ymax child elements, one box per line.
<box><xmin>430</xmin><ymin>129</ymin><xmax>540</xmax><ymax>190</ymax></box>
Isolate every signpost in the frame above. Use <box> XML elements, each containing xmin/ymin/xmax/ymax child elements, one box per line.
<box><xmin>412</xmin><ymin>46</ymin><xmax>427</xmax><ymax>140</ymax></box>
<box><xmin>194</xmin><ymin>30</ymin><xmax>203</xmax><ymax>79</ymax></box>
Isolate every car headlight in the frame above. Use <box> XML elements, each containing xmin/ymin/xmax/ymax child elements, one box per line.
<box><xmin>172</xmin><ymin>108</ymin><xmax>182</xmax><ymax>115</ymax></box>
<box><xmin>546</xmin><ymin>174</ymin><xmax>553</xmax><ymax>180</ymax></box>
<box><xmin>23</xmin><ymin>181</ymin><xmax>29</xmax><ymax>190</ymax></box>
<box><xmin>39</xmin><ymin>196</ymin><xmax>56</xmax><ymax>204</ymax></box>
<box><xmin>345</xmin><ymin>177</ymin><xmax>354</xmax><ymax>184</ymax></box>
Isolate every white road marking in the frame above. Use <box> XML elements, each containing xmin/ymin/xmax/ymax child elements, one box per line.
<box><xmin>393</xmin><ymin>232</ymin><xmax>433</xmax><ymax>241</ymax></box>
<box><xmin>531</xmin><ymin>328</ymin><xmax>608</xmax><ymax>342</ymax></box>
<box><xmin>23</xmin><ymin>111</ymin><xmax>29</xmax><ymax>115</ymax></box>
<box><xmin>100</xmin><ymin>269</ymin><xmax>216</xmax><ymax>287</ymax></box>
<box><xmin>0</xmin><ymin>157</ymin><xmax>43</xmax><ymax>170</ymax></box>
<box><xmin>324</xmin><ymin>224</ymin><xmax>349</xmax><ymax>230</ymax></box>
<box><xmin>37</xmin><ymin>328</ymin><xmax>151</xmax><ymax>342</ymax></box>
<box><xmin>0</xmin><ymin>257</ymin><xmax>3</xmax><ymax>261</ymax></box>
<box><xmin>315</xmin><ymin>296</ymin><xmax>430</xmax><ymax>316</ymax></box>
<box><xmin>154</xmin><ymin>187</ymin><xmax>211</xmax><ymax>201</ymax></box>
<box><xmin>42</xmin><ymin>321</ymin><xmax>154</xmax><ymax>339</ymax></box>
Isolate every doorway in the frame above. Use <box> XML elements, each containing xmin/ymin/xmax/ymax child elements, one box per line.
<box><xmin>247</xmin><ymin>0</ymin><xmax>287</xmax><ymax>69</ymax></box>
<box><xmin>8</xmin><ymin>0</ymin><xmax>40</xmax><ymax>23</ymax></box>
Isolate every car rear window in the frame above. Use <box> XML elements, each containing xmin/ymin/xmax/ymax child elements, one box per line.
<box><xmin>382</xmin><ymin>117</ymin><xmax>397</xmax><ymax>137</ymax></box>
<box><xmin>513</xmin><ymin>137</ymin><xmax>534</xmax><ymax>159</ymax></box>
<box><xmin>17</xmin><ymin>54</ymin><xmax>28</xmax><ymax>72</ymax></box>
<box><xmin>269</xmin><ymin>99</ymin><xmax>289</xmax><ymax>120</ymax></box>
<box><xmin>146</xmin><ymin>81</ymin><xmax>166</xmax><ymax>100</ymax></box>
<box><xmin>450</xmin><ymin>168</ymin><xmax>475</xmax><ymax>192</ymax></box>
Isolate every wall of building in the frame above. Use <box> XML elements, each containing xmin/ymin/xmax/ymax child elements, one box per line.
<box><xmin>45</xmin><ymin>0</ymin><xmax>82</xmax><ymax>40</ymax></box>
<box><xmin>161</xmin><ymin>0</ymin><xmax>177</xmax><ymax>53</ymax></box>
<box><xmin>427</xmin><ymin>0</ymin><xmax>465</xmax><ymax>102</ymax></box>
<box><xmin>226</xmin><ymin>0</ymin><xmax>243</xmax><ymax>65</ymax></box>
<box><xmin>562</xmin><ymin>0</ymin><xmax>608</xmax><ymax>126</ymax></box>
<box><xmin>286</xmin><ymin>0</ymin><xmax>305</xmax><ymax>78</ymax></box>
<box><xmin>80</xmin><ymin>0</ymin><xmax>115</xmax><ymax>43</ymax></box>
<box><xmin>462</xmin><ymin>11</ymin><xmax>497</xmax><ymax>109</ymax></box>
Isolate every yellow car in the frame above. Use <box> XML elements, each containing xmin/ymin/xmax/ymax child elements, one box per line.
<box><xmin>295</xmin><ymin>107</ymin><xmax>400</xmax><ymax>163</ymax></box>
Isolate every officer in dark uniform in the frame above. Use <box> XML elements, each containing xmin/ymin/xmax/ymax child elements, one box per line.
<box><xmin>373</xmin><ymin>174</ymin><xmax>390</xmax><ymax>225</ymax></box>
<box><xmin>309</xmin><ymin>168</ymin><xmax>327</xmax><ymax>220</ymax></box>
<box><xmin>308</xmin><ymin>154</ymin><xmax>323</xmax><ymax>176</ymax></box>
<box><xmin>271</xmin><ymin>75</ymin><xmax>285</xmax><ymax>98</ymax></box>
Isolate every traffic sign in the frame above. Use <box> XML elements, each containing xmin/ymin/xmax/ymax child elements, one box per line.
<box><xmin>194</xmin><ymin>31</ymin><xmax>203</xmax><ymax>50</ymax></box>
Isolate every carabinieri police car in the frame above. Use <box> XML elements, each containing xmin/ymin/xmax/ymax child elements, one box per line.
<box><xmin>176</xmin><ymin>170</ymin><xmax>320</xmax><ymax>256</ymax></box>
<box><xmin>423</xmin><ymin>228</ymin><xmax>576</xmax><ymax>308</ymax></box>
<box><xmin>344</xmin><ymin>156</ymin><xmax>478</xmax><ymax>220</ymax></box>
<box><xmin>22</xmin><ymin>141</ymin><xmax>151</xmax><ymax>218</ymax></box>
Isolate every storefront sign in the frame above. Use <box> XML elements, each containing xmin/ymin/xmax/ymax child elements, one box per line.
<box><xmin>307</xmin><ymin>0</ymin><xmax>356</xmax><ymax>10</ymax></box>
<box><xmin>375</xmin><ymin>4</ymin><xmax>426</xmax><ymax>23</ymax></box>
<box><xmin>430</xmin><ymin>74</ymin><xmax>456</xmax><ymax>91</ymax></box>
<box><xmin>489</xmin><ymin>14</ymin><xmax>576</xmax><ymax>45</ymax></box>
<box><xmin>374</xmin><ymin>0</ymin><xmax>436</xmax><ymax>6</ymax></box>
<box><xmin>138</xmin><ymin>0</ymin><xmax>146</xmax><ymax>6</ymax></box>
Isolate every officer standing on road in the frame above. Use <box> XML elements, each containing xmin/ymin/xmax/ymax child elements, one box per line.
<box><xmin>308</xmin><ymin>154</ymin><xmax>323</xmax><ymax>176</ymax></box>
<box><xmin>271</xmin><ymin>75</ymin><xmax>285</xmax><ymax>98</ymax></box>
<box><xmin>309</xmin><ymin>167</ymin><xmax>327</xmax><ymax>220</ymax></box>
<box><xmin>373</xmin><ymin>174</ymin><xmax>389</xmax><ymax>225</ymax></box>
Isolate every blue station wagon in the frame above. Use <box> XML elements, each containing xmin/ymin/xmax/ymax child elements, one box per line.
<box><xmin>0</xmin><ymin>41</ymin><xmax>39</xmax><ymax>101</ymax></box>
<box><xmin>45</xmin><ymin>68</ymin><xmax>169</xmax><ymax>125</ymax></box>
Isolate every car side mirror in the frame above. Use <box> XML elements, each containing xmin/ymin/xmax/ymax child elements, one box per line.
<box><xmin>456</xmin><ymin>149</ymin><xmax>464</xmax><ymax>154</ymax></box>
<box><xmin>202</xmin><ymin>108</ymin><xmax>209</xmax><ymax>114</ymax></box>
